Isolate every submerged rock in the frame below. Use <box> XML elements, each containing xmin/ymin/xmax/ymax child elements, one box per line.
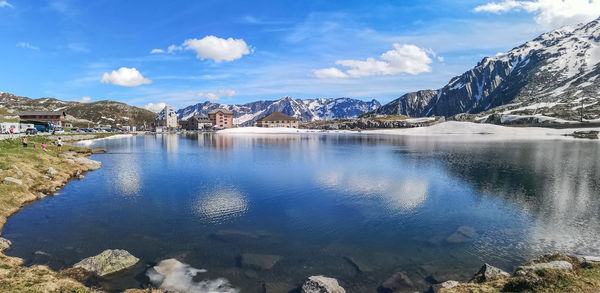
<box><xmin>446</xmin><ymin>226</ymin><xmax>478</xmax><ymax>243</ymax></box>
<box><xmin>469</xmin><ymin>263</ymin><xmax>509</xmax><ymax>283</ymax></box>
<box><xmin>301</xmin><ymin>275</ymin><xmax>346</xmax><ymax>293</ymax></box>
<box><xmin>3</xmin><ymin>177</ymin><xmax>22</xmax><ymax>185</ymax></box>
<box><xmin>240</xmin><ymin>253</ymin><xmax>282</xmax><ymax>270</ymax></box>
<box><xmin>73</xmin><ymin>249</ymin><xmax>139</xmax><ymax>276</ymax></box>
<box><xmin>378</xmin><ymin>272</ymin><xmax>415</xmax><ymax>293</ymax></box>
<box><xmin>514</xmin><ymin>261</ymin><xmax>573</xmax><ymax>276</ymax></box>
<box><xmin>0</xmin><ymin>237</ymin><xmax>11</xmax><ymax>252</ymax></box>
<box><xmin>343</xmin><ymin>256</ymin><xmax>372</xmax><ymax>273</ymax></box>
<box><xmin>429</xmin><ymin>280</ymin><xmax>459</xmax><ymax>293</ymax></box>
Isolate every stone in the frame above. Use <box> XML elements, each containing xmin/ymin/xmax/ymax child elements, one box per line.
<box><xmin>78</xmin><ymin>175</ymin><xmax>85</xmax><ymax>180</ymax></box>
<box><xmin>66</xmin><ymin>159</ymin><xmax>75</xmax><ymax>164</ymax></box>
<box><xmin>3</xmin><ymin>177</ymin><xmax>22</xmax><ymax>185</ymax></box>
<box><xmin>378</xmin><ymin>272</ymin><xmax>415</xmax><ymax>293</ymax></box>
<box><xmin>0</xmin><ymin>169</ymin><xmax>3</xmax><ymax>173</ymax></box>
<box><xmin>16</xmin><ymin>171</ymin><xmax>23</xmax><ymax>177</ymax></box>
<box><xmin>37</xmin><ymin>193</ymin><xmax>47</xmax><ymax>199</ymax></box>
<box><xmin>429</xmin><ymin>280</ymin><xmax>459</xmax><ymax>293</ymax></box>
<box><xmin>73</xmin><ymin>249</ymin><xmax>139</xmax><ymax>276</ymax></box>
<box><xmin>469</xmin><ymin>263</ymin><xmax>509</xmax><ymax>283</ymax></box>
<box><xmin>301</xmin><ymin>275</ymin><xmax>346</xmax><ymax>293</ymax></box>
<box><xmin>0</xmin><ymin>237</ymin><xmax>11</xmax><ymax>252</ymax></box>
<box><xmin>446</xmin><ymin>226</ymin><xmax>478</xmax><ymax>243</ymax></box>
<box><xmin>240</xmin><ymin>253</ymin><xmax>282</xmax><ymax>270</ymax></box>
<box><xmin>343</xmin><ymin>256</ymin><xmax>372</xmax><ymax>273</ymax></box>
<box><xmin>514</xmin><ymin>261</ymin><xmax>573</xmax><ymax>276</ymax></box>
<box><xmin>46</xmin><ymin>167</ymin><xmax>58</xmax><ymax>175</ymax></box>
<box><xmin>74</xmin><ymin>157</ymin><xmax>101</xmax><ymax>170</ymax></box>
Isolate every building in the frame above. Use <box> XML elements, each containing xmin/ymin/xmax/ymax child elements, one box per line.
<box><xmin>181</xmin><ymin>115</ymin><xmax>212</xmax><ymax>130</ymax></box>
<box><xmin>155</xmin><ymin>106</ymin><xmax>178</xmax><ymax>129</ymax></box>
<box><xmin>18</xmin><ymin>111</ymin><xmax>66</xmax><ymax>127</ymax></box>
<box><xmin>208</xmin><ymin>109</ymin><xmax>234</xmax><ymax>129</ymax></box>
<box><xmin>255</xmin><ymin>112</ymin><xmax>299</xmax><ymax>128</ymax></box>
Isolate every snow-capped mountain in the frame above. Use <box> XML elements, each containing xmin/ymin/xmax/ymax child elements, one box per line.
<box><xmin>177</xmin><ymin>96</ymin><xmax>381</xmax><ymax>125</ymax></box>
<box><xmin>374</xmin><ymin>17</ymin><xmax>600</xmax><ymax>122</ymax></box>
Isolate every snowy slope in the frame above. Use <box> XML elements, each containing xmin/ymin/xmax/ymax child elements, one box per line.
<box><xmin>176</xmin><ymin>96</ymin><xmax>381</xmax><ymax>125</ymax></box>
<box><xmin>374</xmin><ymin>17</ymin><xmax>600</xmax><ymax>122</ymax></box>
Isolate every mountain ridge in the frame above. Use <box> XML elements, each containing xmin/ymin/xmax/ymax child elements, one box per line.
<box><xmin>372</xmin><ymin>17</ymin><xmax>600</xmax><ymax>123</ymax></box>
<box><xmin>176</xmin><ymin>96</ymin><xmax>381</xmax><ymax>125</ymax></box>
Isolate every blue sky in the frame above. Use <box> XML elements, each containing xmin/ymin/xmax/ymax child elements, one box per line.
<box><xmin>1</xmin><ymin>0</ymin><xmax>599</xmax><ymax>109</ymax></box>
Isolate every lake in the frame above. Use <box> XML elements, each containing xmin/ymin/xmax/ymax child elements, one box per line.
<box><xmin>3</xmin><ymin>133</ymin><xmax>600</xmax><ymax>292</ymax></box>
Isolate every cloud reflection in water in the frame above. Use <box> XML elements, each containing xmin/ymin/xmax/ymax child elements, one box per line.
<box><xmin>317</xmin><ymin>171</ymin><xmax>429</xmax><ymax>212</ymax></box>
<box><xmin>194</xmin><ymin>187</ymin><xmax>248</xmax><ymax>223</ymax></box>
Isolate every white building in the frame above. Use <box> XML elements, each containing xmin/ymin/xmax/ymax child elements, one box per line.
<box><xmin>155</xmin><ymin>106</ymin><xmax>178</xmax><ymax>129</ymax></box>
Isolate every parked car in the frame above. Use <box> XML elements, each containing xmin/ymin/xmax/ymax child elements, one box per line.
<box><xmin>25</xmin><ymin>128</ymin><xmax>38</xmax><ymax>135</ymax></box>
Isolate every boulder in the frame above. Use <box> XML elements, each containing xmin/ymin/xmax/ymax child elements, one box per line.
<box><xmin>0</xmin><ymin>237</ymin><xmax>11</xmax><ymax>252</ymax></box>
<box><xmin>378</xmin><ymin>272</ymin><xmax>415</xmax><ymax>293</ymax></box>
<box><xmin>78</xmin><ymin>175</ymin><xmax>85</xmax><ymax>180</ymax></box>
<box><xmin>240</xmin><ymin>253</ymin><xmax>281</xmax><ymax>270</ymax></box>
<box><xmin>429</xmin><ymin>280</ymin><xmax>459</xmax><ymax>293</ymax></box>
<box><xmin>514</xmin><ymin>261</ymin><xmax>573</xmax><ymax>276</ymax></box>
<box><xmin>469</xmin><ymin>263</ymin><xmax>509</xmax><ymax>283</ymax></box>
<box><xmin>343</xmin><ymin>256</ymin><xmax>372</xmax><ymax>273</ymax></box>
<box><xmin>3</xmin><ymin>177</ymin><xmax>22</xmax><ymax>185</ymax></box>
<box><xmin>46</xmin><ymin>167</ymin><xmax>58</xmax><ymax>175</ymax></box>
<box><xmin>37</xmin><ymin>193</ymin><xmax>47</xmax><ymax>199</ymax></box>
<box><xmin>74</xmin><ymin>157</ymin><xmax>101</xmax><ymax>170</ymax></box>
<box><xmin>301</xmin><ymin>275</ymin><xmax>346</xmax><ymax>293</ymax></box>
<box><xmin>73</xmin><ymin>249</ymin><xmax>139</xmax><ymax>276</ymax></box>
<box><xmin>580</xmin><ymin>255</ymin><xmax>600</xmax><ymax>266</ymax></box>
<box><xmin>446</xmin><ymin>226</ymin><xmax>478</xmax><ymax>243</ymax></box>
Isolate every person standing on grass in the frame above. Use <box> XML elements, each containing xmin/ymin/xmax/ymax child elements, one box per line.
<box><xmin>9</xmin><ymin>127</ymin><xmax>13</xmax><ymax>138</ymax></box>
<box><xmin>42</xmin><ymin>142</ymin><xmax>46</xmax><ymax>151</ymax></box>
<box><xmin>22</xmin><ymin>137</ymin><xmax>28</xmax><ymax>148</ymax></box>
<box><xmin>57</xmin><ymin>137</ymin><xmax>63</xmax><ymax>152</ymax></box>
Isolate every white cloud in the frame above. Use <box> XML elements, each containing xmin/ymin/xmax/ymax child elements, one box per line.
<box><xmin>144</xmin><ymin>102</ymin><xmax>169</xmax><ymax>113</ymax></box>
<box><xmin>314</xmin><ymin>44</ymin><xmax>434</xmax><ymax>79</ymax></box>
<box><xmin>190</xmin><ymin>89</ymin><xmax>238</xmax><ymax>101</ymax></box>
<box><xmin>76</xmin><ymin>96</ymin><xmax>91</xmax><ymax>103</ymax></box>
<box><xmin>100</xmin><ymin>67</ymin><xmax>152</xmax><ymax>87</ymax></box>
<box><xmin>312</xmin><ymin>67</ymin><xmax>349</xmax><ymax>79</ymax></box>
<box><xmin>474</xmin><ymin>0</ymin><xmax>600</xmax><ymax>29</ymax></box>
<box><xmin>182</xmin><ymin>36</ymin><xmax>251</xmax><ymax>62</ymax></box>
<box><xmin>150</xmin><ymin>48</ymin><xmax>165</xmax><ymax>54</ymax></box>
<box><xmin>16</xmin><ymin>42</ymin><xmax>39</xmax><ymax>50</ymax></box>
<box><xmin>0</xmin><ymin>1</ymin><xmax>13</xmax><ymax>8</ymax></box>
<box><xmin>167</xmin><ymin>44</ymin><xmax>182</xmax><ymax>53</ymax></box>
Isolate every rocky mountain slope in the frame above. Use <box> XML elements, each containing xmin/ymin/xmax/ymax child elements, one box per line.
<box><xmin>177</xmin><ymin>96</ymin><xmax>381</xmax><ymax>125</ymax></box>
<box><xmin>0</xmin><ymin>92</ymin><xmax>156</xmax><ymax>128</ymax></box>
<box><xmin>373</xmin><ymin>17</ymin><xmax>600</xmax><ymax>123</ymax></box>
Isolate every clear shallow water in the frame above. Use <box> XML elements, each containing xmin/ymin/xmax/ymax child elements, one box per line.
<box><xmin>3</xmin><ymin>133</ymin><xmax>600</xmax><ymax>292</ymax></box>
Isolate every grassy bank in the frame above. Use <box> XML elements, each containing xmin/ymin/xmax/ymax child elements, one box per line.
<box><xmin>440</xmin><ymin>254</ymin><xmax>600</xmax><ymax>293</ymax></box>
<box><xmin>0</xmin><ymin>135</ymin><xmax>104</xmax><ymax>291</ymax></box>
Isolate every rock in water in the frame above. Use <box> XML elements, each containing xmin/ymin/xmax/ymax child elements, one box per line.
<box><xmin>73</xmin><ymin>249</ymin><xmax>139</xmax><ymax>276</ymax></box>
<box><xmin>430</xmin><ymin>280</ymin><xmax>460</xmax><ymax>293</ymax></box>
<box><xmin>469</xmin><ymin>263</ymin><xmax>509</xmax><ymax>283</ymax></box>
<box><xmin>3</xmin><ymin>177</ymin><xmax>22</xmax><ymax>185</ymax></box>
<box><xmin>378</xmin><ymin>272</ymin><xmax>415</xmax><ymax>293</ymax></box>
<box><xmin>514</xmin><ymin>261</ymin><xmax>573</xmax><ymax>276</ymax></box>
<box><xmin>240</xmin><ymin>253</ymin><xmax>281</xmax><ymax>270</ymax></box>
<box><xmin>446</xmin><ymin>226</ymin><xmax>478</xmax><ymax>243</ymax></box>
<box><xmin>301</xmin><ymin>275</ymin><xmax>346</xmax><ymax>293</ymax></box>
<box><xmin>0</xmin><ymin>237</ymin><xmax>11</xmax><ymax>252</ymax></box>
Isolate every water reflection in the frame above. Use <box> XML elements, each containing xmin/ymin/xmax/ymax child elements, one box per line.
<box><xmin>194</xmin><ymin>187</ymin><xmax>248</xmax><ymax>223</ymax></box>
<box><xmin>316</xmin><ymin>170</ymin><xmax>429</xmax><ymax>212</ymax></box>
